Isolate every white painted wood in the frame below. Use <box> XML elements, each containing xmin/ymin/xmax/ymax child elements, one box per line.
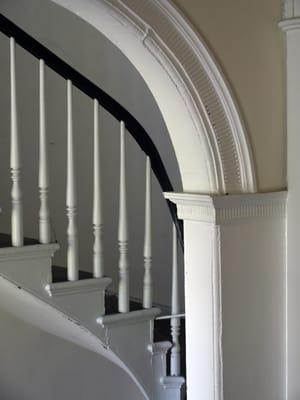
<box><xmin>279</xmin><ymin>14</ymin><xmax>300</xmax><ymax>399</ymax></box>
<box><xmin>166</xmin><ymin>191</ymin><xmax>287</xmax><ymax>400</ymax></box>
<box><xmin>39</xmin><ymin>59</ymin><xmax>51</xmax><ymax>244</ymax></box>
<box><xmin>118</xmin><ymin>121</ymin><xmax>129</xmax><ymax>313</ymax></box>
<box><xmin>143</xmin><ymin>156</ymin><xmax>152</xmax><ymax>309</ymax></box>
<box><xmin>50</xmin><ymin>0</ymin><xmax>256</xmax><ymax>193</ymax></box>
<box><xmin>66</xmin><ymin>80</ymin><xmax>79</xmax><ymax>281</ymax></box>
<box><xmin>0</xmin><ymin>262</ymin><xmax>148</xmax><ymax>400</ymax></box>
<box><xmin>170</xmin><ymin>224</ymin><xmax>181</xmax><ymax>377</ymax></box>
<box><xmin>93</xmin><ymin>99</ymin><xmax>104</xmax><ymax>278</ymax></box>
<box><xmin>10</xmin><ymin>37</ymin><xmax>23</xmax><ymax>247</ymax></box>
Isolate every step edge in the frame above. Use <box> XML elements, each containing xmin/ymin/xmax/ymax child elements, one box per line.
<box><xmin>46</xmin><ymin>277</ymin><xmax>112</xmax><ymax>297</ymax></box>
<box><xmin>0</xmin><ymin>243</ymin><xmax>59</xmax><ymax>261</ymax></box>
<box><xmin>97</xmin><ymin>307</ymin><xmax>161</xmax><ymax>328</ymax></box>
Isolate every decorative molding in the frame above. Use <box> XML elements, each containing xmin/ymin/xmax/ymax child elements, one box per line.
<box><xmin>45</xmin><ymin>277</ymin><xmax>111</xmax><ymax>297</ymax></box>
<box><xmin>106</xmin><ymin>0</ymin><xmax>256</xmax><ymax>193</ymax></box>
<box><xmin>150</xmin><ymin>341</ymin><xmax>172</xmax><ymax>357</ymax></box>
<box><xmin>97</xmin><ymin>307</ymin><xmax>160</xmax><ymax>328</ymax></box>
<box><xmin>165</xmin><ymin>191</ymin><xmax>287</xmax><ymax>224</ymax></box>
<box><xmin>51</xmin><ymin>0</ymin><xmax>256</xmax><ymax>193</ymax></box>
<box><xmin>279</xmin><ymin>17</ymin><xmax>300</xmax><ymax>31</ymax></box>
<box><xmin>0</xmin><ymin>243</ymin><xmax>59</xmax><ymax>262</ymax></box>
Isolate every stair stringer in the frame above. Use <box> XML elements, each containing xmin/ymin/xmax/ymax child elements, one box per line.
<box><xmin>0</xmin><ymin>244</ymin><xmax>158</xmax><ymax>400</ymax></box>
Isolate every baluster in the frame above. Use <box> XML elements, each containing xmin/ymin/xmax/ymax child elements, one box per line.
<box><xmin>66</xmin><ymin>80</ymin><xmax>79</xmax><ymax>281</ymax></box>
<box><xmin>170</xmin><ymin>223</ymin><xmax>181</xmax><ymax>376</ymax></box>
<box><xmin>10</xmin><ymin>37</ymin><xmax>23</xmax><ymax>247</ymax></box>
<box><xmin>143</xmin><ymin>156</ymin><xmax>152</xmax><ymax>309</ymax></box>
<box><xmin>93</xmin><ymin>99</ymin><xmax>104</xmax><ymax>278</ymax></box>
<box><xmin>118</xmin><ymin>121</ymin><xmax>129</xmax><ymax>313</ymax></box>
<box><xmin>39</xmin><ymin>59</ymin><xmax>51</xmax><ymax>244</ymax></box>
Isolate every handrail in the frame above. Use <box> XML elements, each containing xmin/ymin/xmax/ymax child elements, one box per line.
<box><xmin>0</xmin><ymin>13</ymin><xmax>183</xmax><ymax>248</ymax></box>
<box><xmin>155</xmin><ymin>313</ymin><xmax>185</xmax><ymax>320</ymax></box>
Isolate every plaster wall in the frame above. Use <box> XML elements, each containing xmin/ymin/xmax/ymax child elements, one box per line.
<box><xmin>0</xmin><ymin>306</ymin><xmax>142</xmax><ymax>400</ymax></box>
<box><xmin>221</xmin><ymin>217</ymin><xmax>286</xmax><ymax>399</ymax></box>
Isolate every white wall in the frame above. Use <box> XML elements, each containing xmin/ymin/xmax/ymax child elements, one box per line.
<box><xmin>221</xmin><ymin>217</ymin><xmax>286</xmax><ymax>399</ymax></box>
<box><xmin>0</xmin><ymin>0</ymin><xmax>184</xmax><ymax>309</ymax></box>
<box><xmin>0</xmin><ymin>306</ymin><xmax>143</xmax><ymax>400</ymax></box>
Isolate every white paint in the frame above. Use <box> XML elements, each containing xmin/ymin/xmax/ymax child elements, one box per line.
<box><xmin>279</xmin><ymin>8</ymin><xmax>300</xmax><ymax>399</ymax></box>
<box><xmin>0</xmin><ymin>243</ymin><xmax>163</xmax><ymax>399</ymax></box>
<box><xmin>166</xmin><ymin>192</ymin><xmax>286</xmax><ymax>400</ymax></box>
<box><xmin>170</xmin><ymin>224</ymin><xmax>181</xmax><ymax>377</ymax></box>
<box><xmin>143</xmin><ymin>156</ymin><xmax>152</xmax><ymax>309</ymax></box>
<box><xmin>66</xmin><ymin>80</ymin><xmax>79</xmax><ymax>281</ymax></box>
<box><xmin>118</xmin><ymin>121</ymin><xmax>129</xmax><ymax>313</ymax></box>
<box><xmin>10</xmin><ymin>37</ymin><xmax>23</xmax><ymax>247</ymax></box>
<box><xmin>39</xmin><ymin>59</ymin><xmax>51</xmax><ymax>244</ymax></box>
<box><xmin>47</xmin><ymin>0</ymin><xmax>256</xmax><ymax>194</ymax></box>
<box><xmin>0</xmin><ymin>306</ymin><xmax>144</xmax><ymax>400</ymax></box>
<box><xmin>93</xmin><ymin>99</ymin><xmax>104</xmax><ymax>278</ymax></box>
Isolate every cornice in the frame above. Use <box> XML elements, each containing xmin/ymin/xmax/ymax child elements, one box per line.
<box><xmin>279</xmin><ymin>17</ymin><xmax>300</xmax><ymax>31</ymax></box>
<box><xmin>165</xmin><ymin>191</ymin><xmax>287</xmax><ymax>224</ymax></box>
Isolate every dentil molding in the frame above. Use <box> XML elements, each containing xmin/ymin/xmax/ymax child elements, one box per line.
<box><xmin>165</xmin><ymin>191</ymin><xmax>287</xmax><ymax>224</ymax></box>
<box><xmin>50</xmin><ymin>0</ymin><xmax>256</xmax><ymax>193</ymax></box>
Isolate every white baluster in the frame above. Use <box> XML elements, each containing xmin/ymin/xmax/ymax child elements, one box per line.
<box><xmin>10</xmin><ymin>37</ymin><xmax>23</xmax><ymax>247</ymax></box>
<box><xmin>93</xmin><ymin>99</ymin><xmax>104</xmax><ymax>278</ymax></box>
<box><xmin>118</xmin><ymin>121</ymin><xmax>129</xmax><ymax>313</ymax></box>
<box><xmin>171</xmin><ymin>223</ymin><xmax>181</xmax><ymax>376</ymax></box>
<box><xmin>39</xmin><ymin>59</ymin><xmax>51</xmax><ymax>244</ymax></box>
<box><xmin>66</xmin><ymin>80</ymin><xmax>79</xmax><ymax>281</ymax></box>
<box><xmin>143</xmin><ymin>156</ymin><xmax>152</xmax><ymax>309</ymax></box>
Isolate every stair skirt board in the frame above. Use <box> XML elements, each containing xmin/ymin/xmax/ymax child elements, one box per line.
<box><xmin>0</xmin><ymin>274</ymin><xmax>152</xmax><ymax>400</ymax></box>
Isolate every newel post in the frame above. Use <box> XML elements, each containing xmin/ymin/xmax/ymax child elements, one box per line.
<box><xmin>165</xmin><ymin>192</ymin><xmax>286</xmax><ymax>400</ymax></box>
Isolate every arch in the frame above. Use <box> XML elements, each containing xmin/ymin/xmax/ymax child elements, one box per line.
<box><xmin>48</xmin><ymin>0</ymin><xmax>256</xmax><ymax>194</ymax></box>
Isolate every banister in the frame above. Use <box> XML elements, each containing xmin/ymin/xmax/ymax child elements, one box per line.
<box><xmin>0</xmin><ymin>13</ymin><xmax>183</xmax><ymax>248</ymax></box>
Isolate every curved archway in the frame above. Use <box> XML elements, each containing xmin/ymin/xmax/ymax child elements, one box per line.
<box><xmin>49</xmin><ymin>0</ymin><xmax>256</xmax><ymax>194</ymax></box>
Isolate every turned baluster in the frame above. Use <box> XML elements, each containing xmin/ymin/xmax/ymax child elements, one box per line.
<box><xmin>118</xmin><ymin>121</ymin><xmax>129</xmax><ymax>313</ymax></box>
<box><xmin>170</xmin><ymin>224</ymin><xmax>181</xmax><ymax>376</ymax></box>
<box><xmin>39</xmin><ymin>59</ymin><xmax>51</xmax><ymax>244</ymax></box>
<box><xmin>66</xmin><ymin>80</ymin><xmax>79</xmax><ymax>281</ymax></box>
<box><xmin>10</xmin><ymin>37</ymin><xmax>23</xmax><ymax>247</ymax></box>
<box><xmin>93</xmin><ymin>99</ymin><xmax>104</xmax><ymax>278</ymax></box>
<box><xmin>143</xmin><ymin>156</ymin><xmax>152</xmax><ymax>309</ymax></box>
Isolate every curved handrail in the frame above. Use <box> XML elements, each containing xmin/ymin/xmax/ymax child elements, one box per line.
<box><xmin>0</xmin><ymin>13</ymin><xmax>183</xmax><ymax>247</ymax></box>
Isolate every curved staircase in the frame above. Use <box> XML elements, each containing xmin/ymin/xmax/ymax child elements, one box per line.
<box><xmin>0</xmin><ymin>13</ymin><xmax>186</xmax><ymax>400</ymax></box>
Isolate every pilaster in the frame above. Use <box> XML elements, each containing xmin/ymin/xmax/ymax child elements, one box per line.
<box><xmin>279</xmin><ymin>5</ymin><xmax>300</xmax><ymax>398</ymax></box>
<box><xmin>165</xmin><ymin>191</ymin><xmax>287</xmax><ymax>400</ymax></box>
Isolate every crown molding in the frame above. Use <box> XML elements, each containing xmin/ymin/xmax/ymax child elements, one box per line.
<box><xmin>165</xmin><ymin>191</ymin><xmax>287</xmax><ymax>224</ymax></box>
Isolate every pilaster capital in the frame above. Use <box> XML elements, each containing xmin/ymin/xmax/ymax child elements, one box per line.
<box><xmin>164</xmin><ymin>191</ymin><xmax>287</xmax><ymax>225</ymax></box>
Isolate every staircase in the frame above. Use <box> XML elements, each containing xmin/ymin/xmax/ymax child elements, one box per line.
<box><xmin>0</xmin><ymin>13</ymin><xmax>185</xmax><ymax>400</ymax></box>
